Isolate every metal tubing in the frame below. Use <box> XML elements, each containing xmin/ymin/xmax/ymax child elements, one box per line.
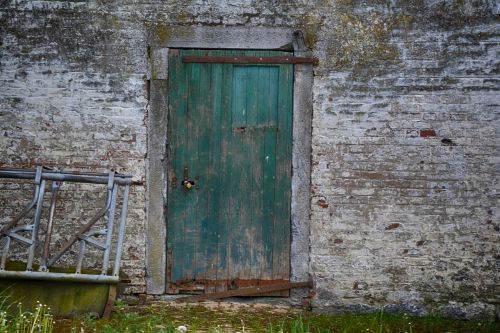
<box><xmin>47</xmin><ymin>200</ymin><xmax>112</xmax><ymax>267</ymax></box>
<box><xmin>0</xmin><ymin>167</ymin><xmax>132</xmax><ymax>178</ymax></box>
<box><xmin>40</xmin><ymin>181</ymin><xmax>60</xmax><ymax>271</ymax></box>
<box><xmin>0</xmin><ymin>270</ymin><xmax>119</xmax><ymax>284</ymax></box>
<box><xmin>47</xmin><ymin>174</ymin><xmax>115</xmax><ymax>267</ymax></box>
<box><xmin>1</xmin><ymin>166</ymin><xmax>132</xmax><ymax>282</ymax></box>
<box><xmin>113</xmin><ymin>184</ymin><xmax>130</xmax><ymax>276</ymax></box>
<box><xmin>80</xmin><ymin>235</ymin><xmax>106</xmax><ymax>250</ymax></box>
<box><xmin>27</xmin><ymin>179</ymin><xmax>46</xmax><ymax>271</ymax></box>
<box><xmin>0</xmin><ymin>166</ymin><xmax>43</xmax><ymax>235</ymax></box>
<box><xmin>76</xmin><ymin>240</ymin><xmax>85</xmax><ymax>274</ymax></box>
<box><xmin>101</xmin><ymin>185</ymin><xmax>118</xmax><ymax>275</ymax></box>
<box><xmin>5</xmin><ymin>229</ymin><xmax>33</xmax><ymax>245</ymax></box>
<box><xmin>75</xmin><ymin>228</ymin><xmax>107</xmax><ymax>274</ymax></box>
<box><xmin>0</xmin><ymin>169</ymin><xmax>132</xmax><ymax>185</ymax></box>
<box><xmin>1</xmin><ymin>237</ymin><xmax>11</xmax><ymax>270</ymax></box>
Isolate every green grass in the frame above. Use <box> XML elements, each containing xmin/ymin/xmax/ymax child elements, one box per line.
<box><xmin>0</xmin><ymin>296</ymin><xmax>497</xmax><ymax>333</ymax></box>
<box><xmin>0</xmin><ymin>301</ymin><xmax>54</xmax><ymax>333</ymax></box>
<box><xmin>53</xmin><ymin>302</ymin><xmax>499</xmax><ymax>333</ymax></box>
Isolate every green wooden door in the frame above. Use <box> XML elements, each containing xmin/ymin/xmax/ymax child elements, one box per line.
<box><xmin>167</xmin><ymin>49</ymin><xmax>293</xmax><ymax>293</ymax></box>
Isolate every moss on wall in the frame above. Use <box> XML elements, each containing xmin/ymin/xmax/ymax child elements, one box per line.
<box><xmin>326</xmin><ymin>12</ymin><xmax>399</xmax><ymax>70</ymax></box>
<box><xmin>0</xmin><ymin>278</ymin><xmax>110</xmax><ymax>317</ymax></box>
<box><xmin>156</xmin><ymin>24</ymin><xmax>172</xmax><ymax>43</ymax></box>
<box><xmin>298</xmin><ymin>14</ymin><xmax>322</xmax><ymax>50</ymax></box>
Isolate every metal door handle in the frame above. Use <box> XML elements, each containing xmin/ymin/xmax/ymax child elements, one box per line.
<box><xmin>181</xmin><ymin>179</ymin><xmax>195</xmax><ymax>189</ymax></box>
<box><xmin>181</xmin><ymin>166</ymin><xmax>197</xmax><ymax>190</ymax></box>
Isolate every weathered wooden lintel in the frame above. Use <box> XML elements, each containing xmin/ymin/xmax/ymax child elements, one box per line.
<box><xmin>175</xmin><ymin>281</ymin><xmax>314</xmax><ymax>303</ymax></box>
<box><xmin>182</xmin><ymin>56</ymin><xmax>319</xmax><ymax>65</ymax></box>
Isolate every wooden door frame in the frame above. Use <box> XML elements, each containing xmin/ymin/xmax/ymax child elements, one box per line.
<box><xmin>146</xmin><ymin>27</ymin><xmax>313</xmax><ymax>298</ymax></box>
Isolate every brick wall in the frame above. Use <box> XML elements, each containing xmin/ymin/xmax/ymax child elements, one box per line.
<box><xmin>0</xmin><ymin>0</ymin><xmax>498</xmax><ymax>318</ymax></box>
<box><xmin>309</xmin><ymin>0</ymin><xmax>499</xmax><ymax>319</ymax></box>
<box><xmin>0</xmin><ymin>0</ymin><xmax>148</xmax><ymax>293</ymax></box>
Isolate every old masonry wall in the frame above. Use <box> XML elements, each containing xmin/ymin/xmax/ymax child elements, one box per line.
<box><xmin>0</xmin><ymin>0</ymin><xmax>498</xmax><ymax>319</ymax></box>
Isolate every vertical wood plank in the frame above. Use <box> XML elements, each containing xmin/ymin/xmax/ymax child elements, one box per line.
<box><xmin>259</xmin><ymin>64</ymin><xmax>276</xmax><ymax>281</ymax></box>
<box><xmin>243</xmin><ymin>57</ymin><xmax>259</xmax><ymax>280</ymax></box>
<box><xmin>273</xmin><ymin>58</ymin><xmax>293</xmax><ymax>281</ymax></box>
<box><xmin>168</xmin><ymin>49</ymin><xmax>190</xmax><ymax>286</ymax></box>
<box><xmin>194</xmin><ymin>49</ymin><xmax>213</xmax><ymax>283</ymax></box>
<box><xmin>203</xmin><ymin>50</ymin><xmax>223</xmax><ymax>289</ymax></box>
<box><xmin>232</xmin><ymin>65</ymin><xmax>247</xmax><ymax>128</ymax></box>
<box><xmin>253</xmin><ymin>62</ymin><xmax>270</xmax><ymax>281</ymax></box>
<box><xmin>228</xmin><ymin>53</ymin><xmax>245</xmax><ymax>282</ymax></box>
<box><xmin>216</xmin><ymin>50</ymin><xmax>234</xmax><ymax>289</ymax></box>
<box><xmin>180</xmin><ymin>49</ymin><xmax>200</xmax><ymax>282</ymax></box>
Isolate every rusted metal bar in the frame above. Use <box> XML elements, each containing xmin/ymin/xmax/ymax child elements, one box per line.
<box><xmin>102</xmin><ymin>284</ymin><xmax>117</xmax><ymax>319</ymax></box>
<box><xmin>182</xmin><ymin>56</ymin><xmax>319</xmax><ymax>65</ymax></box>
<box><xmin>175</xmin><ymin>281</ymin><xmax>314</xmax><ymax>303</ymax></box>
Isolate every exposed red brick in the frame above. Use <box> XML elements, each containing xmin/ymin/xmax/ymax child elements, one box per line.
<box><xmin>317</xmin><ymin>199</ymin><xmax>329</xmax><ymax>208</ymax></box>
<box><xmin>354</xmin><ymin>172</ymin><xmax>386</xmax><ymax>180</ymax></box>
<box><xmin>137</xmin><ymin>293</ymin><xmax>147</xmax><ymax>305</ymax></box>
<box><xmin>385</xmin><ymin>223</ymin><xmax>401</xmax><ymax>230</ymax></box>
<box><xmin>420</xmin><ymin>129</ymin><xmax>437</xmax><ymax>138</ymax></box>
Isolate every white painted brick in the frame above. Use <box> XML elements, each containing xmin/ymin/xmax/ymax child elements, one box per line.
<box><xmin>0</xmin><ymin>0</ymin><xmax>498</xmax><ymax>318</ymax></box>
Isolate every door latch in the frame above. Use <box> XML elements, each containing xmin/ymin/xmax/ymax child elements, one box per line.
<box><xmin>181</xmin><ymin>179</ymin><xmax>195</xmax><ymax>189</ymax></box>
<box><xmin>181</xmin><ymin>166</ymin><xmax>196</xmax><ymax>190</ymax></box>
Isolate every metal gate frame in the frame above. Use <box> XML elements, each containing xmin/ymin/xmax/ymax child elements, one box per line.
<box><xmin>0</xmin><ymin>166</ymin><xmax>133</xmax><ymax>317</ymax></box>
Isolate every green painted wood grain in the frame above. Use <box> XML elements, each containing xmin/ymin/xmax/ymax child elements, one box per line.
<box><xmin>167</xmin><ymin>49</ymin><xmax>292</xmax><ymax>291</ymax></box>
<box><xmin>167</xmin><ymin>49</ymin><xmax>190</xmax><ymax>283</ymax></box>
<box><xmin>215</xmin><ymin>51</ymin><xmax>234</xmax><ymax>289</ymax></box>
<box><xmin>273</xmin><ymin>62</ymin><xmax>293</xmax><ymax>279</ymax></box>
<box><xmin>194</xmin><ymin>50</ymin><xmax>212</xmax><ymax>282</ymax></box>
<box><xmin>204</xmin><ymin>50</ymin><xmax>223</xmax><ymax>289</ymax></box>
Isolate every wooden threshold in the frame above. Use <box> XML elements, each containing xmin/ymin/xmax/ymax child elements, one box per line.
<box><xmin>175</xmin><ymin>281</ymin><xmax>314</xmax><ymax>303</ymax></box>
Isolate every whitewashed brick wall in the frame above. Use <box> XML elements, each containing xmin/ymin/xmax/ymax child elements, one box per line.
<box><xmin>0</xmin><ymin>0</ymin><xmax>498</xmax><ymax>318</ymax></box>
